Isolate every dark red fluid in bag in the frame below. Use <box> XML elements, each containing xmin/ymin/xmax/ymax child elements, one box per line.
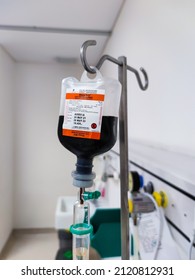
<box><xmin>58</xmin><ymin>116</ymin><xmax>118</xmax><ymax>159</ymax></box>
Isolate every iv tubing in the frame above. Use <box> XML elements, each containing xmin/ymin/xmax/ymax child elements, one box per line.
<box><xmin>79</xmin><ymin>188</ymin><xmax>84</xmax><ymax>204</ymax></box>
<box><xmin>141</xmin><ymin>192</ymin><xmax>163</xmax><ymax>260</ymax></box>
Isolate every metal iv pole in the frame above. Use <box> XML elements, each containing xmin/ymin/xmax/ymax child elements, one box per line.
<box><xmin>80</xmin><ymin>40</ymin><xmax>149</xmax><ymax>260</ymax></box>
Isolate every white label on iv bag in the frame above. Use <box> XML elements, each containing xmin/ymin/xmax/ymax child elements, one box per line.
<box><xmin>63</xmin><ymin>88</ymin><xmax>105</xmax><ymax>140</ymax></box>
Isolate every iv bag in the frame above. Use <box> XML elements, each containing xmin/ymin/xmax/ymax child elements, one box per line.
<box><xmin>58</xmin><ymin>69</ymin><xmax>121</xmax><ymax>159</ymax></box>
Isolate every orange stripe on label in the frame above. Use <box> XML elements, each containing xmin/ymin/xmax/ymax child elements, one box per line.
<box><xmin>63</xmin><ymin>129</ymin><xmax>100</xmax><ymax>140</ymax></box>
<box><xmin>66</xmin><ymin>93</ymin><xmax>105</xmax><ymax>101</ymax></box>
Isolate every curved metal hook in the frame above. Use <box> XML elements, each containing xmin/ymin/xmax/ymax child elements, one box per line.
<box><xmin>127</xmin><ymin>65</ymin><xmax>149</xmax><ymax>91</ymax></box>
<box><xmin>80</xmin><ymin>40</ymin><xmax>97</xmax><ymax>74</ymax></box>
<box><xmin>80</xmin><ymin>40</ymin><xmax>122</xmax><ymax>72</ymax></box>
<box><xmin>80</xmin><ymin>40</ymin><xmax>149</xmax><ymax>90</ymax></box>
<box><xmin>96</xmin><ymin>54</ymin><xmax>122</xmax><ymax>69</ymax></box>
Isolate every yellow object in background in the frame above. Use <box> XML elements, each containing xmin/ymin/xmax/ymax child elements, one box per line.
<box><xmin>128</xmin><ymin>199</ymin><xmax>133</xmax><ymax>213</ymax></box>
<box><xmin>153</xmin><ymin>191</ymin><xmax>168</xmax><ymax>208</ymax></box>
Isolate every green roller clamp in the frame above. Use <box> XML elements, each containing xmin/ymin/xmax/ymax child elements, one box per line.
<box><xmin>83</xmin><ymin>191</ymin><xmax>101</xmax><ymax>200</ymax></box>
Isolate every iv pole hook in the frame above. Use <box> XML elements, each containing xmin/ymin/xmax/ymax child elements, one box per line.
<box><xmin>80</xmin><ymin>40</ymin><xmax>97</xmax><ymax>74</ymax></box>
<box><xmin>80</xmin><ymin>40</ymin><xmax>149</xmax><ymax>90</ymax></box>
<box><xmin>127</xmin><ymin>65</ymin><xmax>149</xmax><ymax>90</ymax></box>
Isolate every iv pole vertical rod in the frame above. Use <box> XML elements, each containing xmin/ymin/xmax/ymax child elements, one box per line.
<box><xmin>118</xmin><ymin>56</ymin><xmax>129</xmax><ymax>260</ymax></box>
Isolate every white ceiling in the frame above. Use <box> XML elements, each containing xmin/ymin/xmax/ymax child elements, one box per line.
<box><xmin>0</xmin><ymin>0</ymin><xmax>125</xmax><ymax>65</ymax></box>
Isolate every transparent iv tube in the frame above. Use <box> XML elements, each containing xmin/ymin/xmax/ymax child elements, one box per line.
<box><xmin>71</xmin><ymin>189</ymin><xmax>92</xmax><ymax>260</ymax></box>
<box><xmin>70</xmin><ymin>223</ymin><xmax>93</xmax><ymax>260</ymax></box>
<box><xmin>73</xmin><ymin>190</ymin><xmax>90</xmax><ymax>224</ymax></box>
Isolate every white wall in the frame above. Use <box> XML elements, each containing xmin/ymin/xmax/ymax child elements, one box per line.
<box><xmin>14</xmin><ymin>62</ymin><xmax>83</xmax><ymax>228</ymax></box>
<box><xmin>100</xmin><ymin>0</ymin><xmax>195</xmax><ymax>258</ymax></box>
<box><xmin>102</xmin><ymin>0</ymin><xmax>195</xmax><ymax>156</ymax></box>
<box><xmin>0</xmin><ymin>46</ymin><xmax>15</xmax><ymax>252</ymax></box>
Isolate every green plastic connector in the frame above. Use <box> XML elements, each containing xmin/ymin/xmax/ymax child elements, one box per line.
<box><xmin>83</xmin><ymin>191</ymin><xmax>101</xmax><ymax>201</ymax></box>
